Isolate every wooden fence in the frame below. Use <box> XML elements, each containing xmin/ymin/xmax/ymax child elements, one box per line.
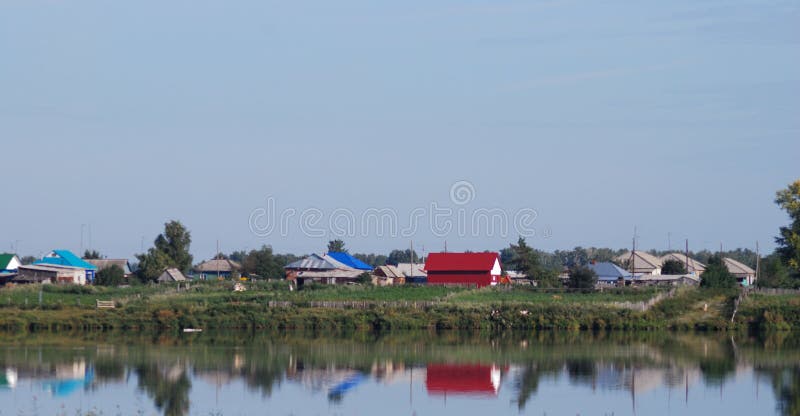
<box><xmin>609</xmin><ymin>289</ymin><xmax>677</xmax><ymax>312</ymax></box>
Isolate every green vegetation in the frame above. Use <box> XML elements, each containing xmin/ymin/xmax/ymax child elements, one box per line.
<box><xmin>136</xmin><ymin>220</ymin><xmax>193</xmax><ymax>283</ymax></box>
<box><xmin>776</xmin><ymin>179</ymin><xmax>800</xmax><ymax>279</ymax></box>
<box><xmin>95</xmin><ymin>264</ymin><xmax>125</xmax><ymax>286</ymax></box>
<box><xmin>0</xmin><ymin>281</ymin><xmax>794</xmax><ymax>333</ymax></box>
<box><xmin>701</xmin><ymin>255</ymin><xmax>738</xmax><ymax>288</ymax></box>
<box><xmin>567</xmin><ymin>266</ymin><xmax>597</xmax><ymax>289</ymax></box>
<box><xmin>661</xmin><ymin>258</ymin><xmax>687</xmax><ymax>275</ymax></box>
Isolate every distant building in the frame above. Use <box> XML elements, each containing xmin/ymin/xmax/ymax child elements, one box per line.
<box><xmin>424</xmin><ymin>252</ymin><xmax>502</xmax><ymax>288</ymax></box>
<box><xmin>659</xmin><ymin>253</ymin><xmax>706</xmax><ymax>276</ymax></box>
<box><xmin>157</xmin><ymin>268</ymin><xmax>188</xmax><ymax>283</ymax></box>
<box><xmin>0</xmin><ymin>253</ymin><xmax>21</xmax><ymax>273</ymax></box>
<box><xmin>372</xmin><ymin>265</ymin><xmax>404</xmax><ymax>286</ymax></box>
<box><xmin>614</xmin><ymin>251</ymin><xmax>662</xmax><ymax>275</ymax></box>
<box><xmin>395</xmin><ymin>263</ymin><xmax>427</xmax><ymax>284</ymax></box>
<box><xmin>723</xmin><ymin>257</ymin><xmax>756</xmax><ymax>286</ymax></box>
<box><xmin>284</xmin><ymin>253</ymin><xmax>369</xmax><ymax>287</ymax></box>
<box><xmin>35</xmin><ymin>250</ymin><xmax>97</xmax><ymax>283</ymax></box>
<box><xmin>587</xmin><ymin>261</ymin><xmax>637</xmax><ymax>286</ymax></box>
<box><xmin>83</xmin><ymin>259</ymin><xmax>133</xmax><ymax>277</ymax></box>
<box><xmin>194</xmin><ymin>258</ymin><xmax>242</xmax><ymax>279</ymax></box>
<box><xmin>16</xmin><ymin>264</ymin><xmax>86</xmax><ymax>285</ymax></box>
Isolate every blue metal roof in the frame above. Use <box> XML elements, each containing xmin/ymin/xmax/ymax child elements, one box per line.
<box><xmin>35</xmin><ymin>250</ymin><xmax>97</xmax><ymax>270</ymax></box>
<box><xmin>588</xmin><ymin>262</ymin><xmax>634</xmax><ymax>281</ymax></box>
<box><xmin>325</xmin><ymin>252</ymin><xmax>373</xmax><ymax>270</ymax></box>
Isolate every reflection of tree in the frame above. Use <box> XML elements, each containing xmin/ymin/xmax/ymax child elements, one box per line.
<box><xmin>566</xmin><ymin>359</ymin><xmax>596</xmax><ymax>384</ymax></box>
<box><xmin>698</xmin><ymin>342</ymin><xmax>736</xmax><ymax>386</ymax></box>
<box><xmin>758</xmin><ymin>366</ymin><xmax>800</xmax><ymax>416</ymax></box>
<box><xmin>515</xmin><ymin>361</ymin><xmax>562</xmax><ymax>410</ymax></box>
<box><xmin>135</xmin><ymin>364</ymin><xmax>191</xmax><ymax>416</ymax></box>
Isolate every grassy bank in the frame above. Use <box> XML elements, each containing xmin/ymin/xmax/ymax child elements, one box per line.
<box><xmin>0</xmin><ymin>282</ymin><xmax>795</xmax><ymax>332</ymax></box>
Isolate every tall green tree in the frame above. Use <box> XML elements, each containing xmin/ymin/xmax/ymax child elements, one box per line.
<box><xmin>700</xmin><ymin>255</ymin><xmax>737</xmax><ymax>288</ymax></box>
<box><xmin>567</xmin><ymin>266</ymin><xmax>597</xmax><ymax>289</ymax></box>
<box><xmin>135</xmin><ymin>220</ymin><xmax>193</xmax><ymax>282</ymax></box>
<box><xmin>241</xmin><ymin>245</ymin><xmax>284</xmax><ymax>279</ymax></box>
<box><xmin>776</xmin><ymin>179</ymin><xmax>800</xmax><ymax>279</ymax></box>
<box><xmin>327</xmin><ymin>239</ymin><xmax>347</xmax><ymax>253</ymax></box>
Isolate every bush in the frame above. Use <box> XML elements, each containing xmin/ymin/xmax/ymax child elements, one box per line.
<box><xmin>96</xmin><ymin>265</ymin><xmax>125</xmax><ymax>286</ymax></box>
<box><xmin>567</xmin><ymin>266</ymin><xmax>597</xmax><ymax>289</ymax></box>
<box><xmin>701</xmin><ymin>255</ymin><xmax>737</xmax><ymax>288</ymax></box>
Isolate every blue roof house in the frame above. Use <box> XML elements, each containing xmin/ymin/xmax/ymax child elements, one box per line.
<box><xmin>324</xmin><ymin>252</ymin><xmax>374</xmax><ymax>271</ymax></box>
<box><xmin>35</xmin><ymin>250</ymin><xmax>98</xmax><ymax>284</ymax></box>
<box><xmin>587</xmin><ymin>262</ymin><xmax>638</xmax><ymax>285</ymax></box>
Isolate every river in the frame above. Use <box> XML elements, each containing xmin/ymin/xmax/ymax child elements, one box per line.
<box><xmin>0</xmin><ymin>331</ymin><xmax>797</xmax><ymax>415</ymax></box>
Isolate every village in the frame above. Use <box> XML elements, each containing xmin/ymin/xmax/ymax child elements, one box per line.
<box><xmin>0</xmin><ymin>243</ymin><xmax>757</xmax><ymax>290</ymax></box>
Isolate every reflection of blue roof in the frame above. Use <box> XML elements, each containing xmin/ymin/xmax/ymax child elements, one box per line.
<box><xmin>35</xmin><ymin>250</ymin><xmax>97</xmax><ymax>270</ymax></box>
<box><xmin>329</xmin><ymin>373</ymin><xmax>365</xmax><ymax>397</ymax></box>
<box><xmin>588</xmin><ymin>262</ymin><xmax>635</xmax><ymax>281</ymax></box>
<box><xmin>42</xmin><ymin>367</ymin><xmax>94</xmax><ymax>397</ymax></box>
<box><xmin>326</xmin><ymin>252</ymin><xmax>373</xmax><ymax>270</ymax></box>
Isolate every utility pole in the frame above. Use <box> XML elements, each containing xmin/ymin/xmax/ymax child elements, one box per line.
<box><xmin>755</xmin><ymin>241</ymin><xmax>760</xmax><ymax>284</ymax></box>
<box><xmin>217</xmin><ymin>240</ymin><xmax>221</xmax><ymax>280</ymax></box>
<box><xmin>630</xmin><ymin>226</ymin><xmax>637</xmax><ymax>274</ymax></box>
<box><xmin>685</xmin><ymin>239</ymin><xmax>691</xmax><ymax>275</ymax></box>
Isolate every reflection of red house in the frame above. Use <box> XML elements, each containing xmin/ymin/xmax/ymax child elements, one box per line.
<box><xmin>424</xmin><ymin>252</ymin><xmax>502</xmax><ymax>288</ymax></box>
<box><xmin>425</xmin><ymin>364</ymin><xmax>501</xmax><ymax>396</ymax></box>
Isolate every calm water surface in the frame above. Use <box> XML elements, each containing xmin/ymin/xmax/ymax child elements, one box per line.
<box><xmin>1</xmin><ymin>331</ymin><xmax>798</xmax><ymax>416</ymax></box>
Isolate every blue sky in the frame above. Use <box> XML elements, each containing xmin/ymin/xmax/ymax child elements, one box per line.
<box><xmin>1</xmin><ymin>0</ymin><xmax>798</xmax><ymax>261</ymax></box>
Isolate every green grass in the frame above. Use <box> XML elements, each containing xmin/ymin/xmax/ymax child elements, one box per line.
<box><xmin>447</xmin><ymin>286</ymin><xmax>663</xmax><ymax>304</ymax></box>
<box><xmin>1</xmin><ymin>281</ymin><xmax>797</xmax><ymax>332</ymax></box>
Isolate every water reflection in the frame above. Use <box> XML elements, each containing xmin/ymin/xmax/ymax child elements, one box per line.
<box><xmin>0</xmin><ymin>331</ymin><xmax>798</xmax><ymax>415</ymax></box>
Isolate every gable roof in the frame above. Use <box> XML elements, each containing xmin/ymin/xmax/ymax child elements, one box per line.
<box><xmin>395</xmin><ymin>263</ymin><xmax>427</xmax><ymax>277</ymax></box>
<box><xmin>285</xmin><ymin>254</ymin><xmax>338</xmax><ymax>270</ymax></box>
<box><xmin>424</xmin><ymin>252</ymin><xmax>500</xmax><ymax>272</ymax></box>
<box><xmin>36</xmin><ymin>250</ymin><xmax>97</xmax><ymax>270</ymax></box>
<box><xmin>84</xmin><ymin>259</ymin><xmax>132</xmax><ymax>274</ymax></box>
<box><xmin>374</xmin><ymin>265</ymin><xmax>404</xmax><ymax>279</ymax></box>
<box><xmin>723</xmin><ymin>257</ymin><xmax>755</xmax><ymax>276</ymax></box>
<box><xmin>195</xmin><ymin>258</ymin><xmax>242</xmax><ymax>273</ymax></box>
<box><xmin>158</xmin><ymin>268</ymin><xmax>187</xmax><ymax>282</ymax></box>
<box><xmin>325</xmin><ymin>252</ymin><xmax>373</xmax><ymax>270</ymax></box>
<box><xmin>659</xmin><ymin>253</ymin><xmax>706</xmax><ymax>273</ymax></box>
<box><xmin>0</xmin><ymin>253</ymin><xmax>19</xmax><ymax>270</ymax></box>
<box><xmin>614</xmin><ymin>251</ymin><xmax>662</xmax><ymax>271</ymax></box>
<box><xmin>588</xmin><ymin>262</ymin><xmax>636</xmax><ymax>281</ymax></box>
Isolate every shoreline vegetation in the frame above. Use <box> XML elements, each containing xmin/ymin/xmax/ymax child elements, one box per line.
<box><xmin>0</xmin><ymin>282</ymin><xmax>797</xmax><ymax>333</ymax></box>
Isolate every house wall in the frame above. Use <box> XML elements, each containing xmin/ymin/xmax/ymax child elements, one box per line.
<box><xmin>3</xmin><ymin>257</ymin><xmax>21</xmax><ymax>272</ymax></box>
<box><xmin>427</xmin><ymin>271</ymin><xmax>495</xmax><ymax>287</ymax></box>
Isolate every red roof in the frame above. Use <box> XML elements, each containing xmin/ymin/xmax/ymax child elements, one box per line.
<box><xmin>424</xmin><ymin>252</ymin><xmax>500</xmax><ymax>272</ymax></box>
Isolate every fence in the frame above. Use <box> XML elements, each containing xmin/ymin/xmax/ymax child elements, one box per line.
<box><xmin>610</xmin><ymin>289</ymin><xmax>677</xmax><ymax>312</ymax></box>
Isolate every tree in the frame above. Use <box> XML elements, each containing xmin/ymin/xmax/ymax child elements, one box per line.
<box><xmin>386</xmin><ymin>249</ymin><xmax>420</xmax><ymax>265</ymax></box>
<box><xmin>700</xmin><ymin>255</ymin><xmax>737</xmax><ymax>288</ymax></box>
<box><xmin>661</xmin><ymin>259</ymin><xmax>687</xmax><ymax>275</ymax></box>
<box><xmin>153</xmin><ymin>221</ymin><xmax>193</xmax><ymax>272</ymax></box>
<box><xmin>568</xmin><ymin>266</ymin><xmax>597</xmax><ymax>289</ymax></box>
<box><xmin>327</xmin><ymin>239</ymin><xmax>347</xmax><ymax>253</ymax></box>
<box><xmin>19</xmin><ymin>255</ymin><xmax>37</xmax><ymax>265</ymax></box>
<box><xmin>353</xmin><ymin>253</ymin><xmax>388</xmax><ymax>267</ymax></box>
<box><xmin>757</xmin><ymin>253</ymin><xmax>795</xmax><ymax>288</ymax></box>
<box><xmin>96</xmin><ymin>264</ymin><xmax>125</xmax><ymax>286</ymax></box>
<box><xmin>241</xmin><ymin>245</ymin><xmax>284</xmax><ymax>279</ymax></box>
<box><xmin>83</xmin><ymin>250</ymin><xmax>101</xmax><ymax>259</ymax></box>
<box><xmin>776</xmin><ymin>179</ymin><xmax>800</xmax><ymax>279</ymax></box>
<box><xmin>135</xmin><ymin>220</ymin><xmax>193</xmax><ymax>283</ymax></box>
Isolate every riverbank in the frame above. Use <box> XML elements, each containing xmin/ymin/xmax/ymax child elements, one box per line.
<box><xmin>0</xmin><ymin>283</ymin><xmax>796</xmax><ymax>332</ymax></box>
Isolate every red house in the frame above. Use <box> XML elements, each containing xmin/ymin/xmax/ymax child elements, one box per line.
<box><xmin>424</xmin><ymin>252</ymin><xmax>502</xmax><ymax>287</ymax></box>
